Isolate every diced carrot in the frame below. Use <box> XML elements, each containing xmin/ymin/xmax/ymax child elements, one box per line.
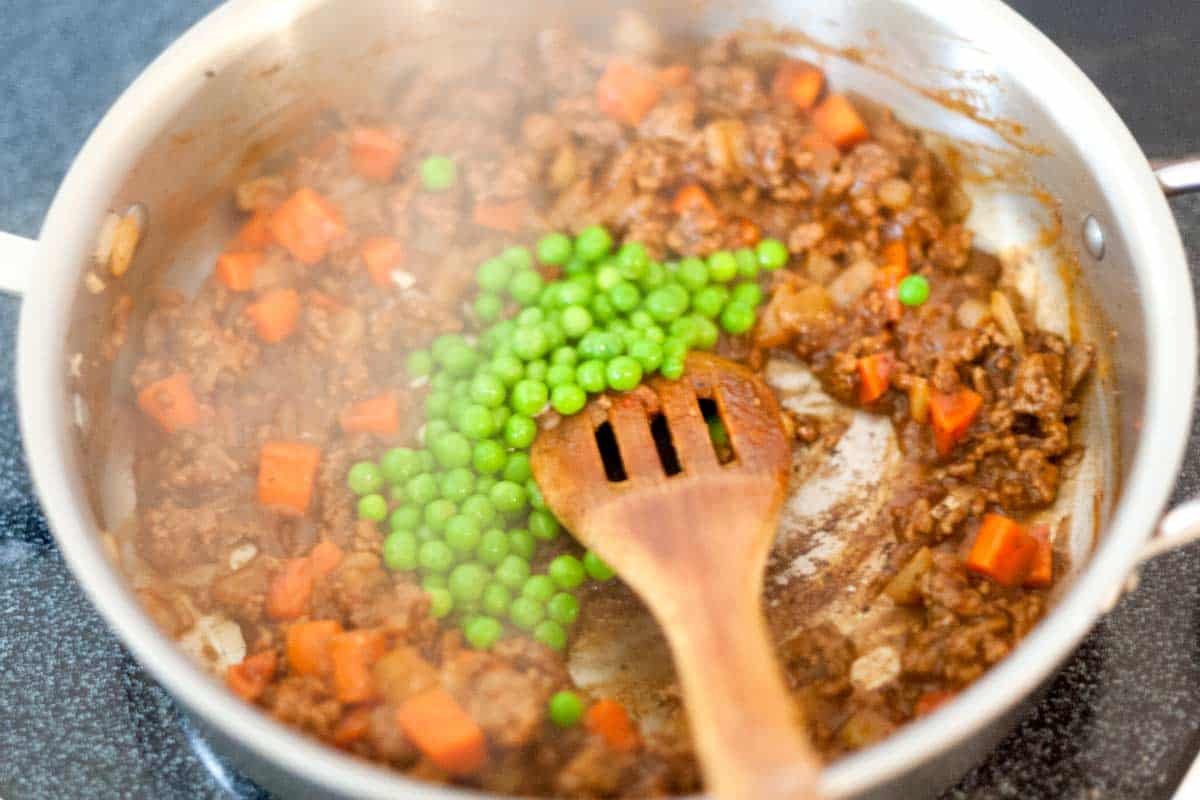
<box><xmin>234</xmin><ymin>210</ymin><xmax>276</xmax><ymax>250</ymax></box>
<box><xmin>672</xmin><ymin>184</ymin><xmax>717</xmax><ymax>218</ymax></box>
<box><xmin>966</xmin><ymin>513</ymin><xmax>1038</xmax><ymax>586</ymax></box>
<box><xmin>472</xmin><ymin>198</ymin><xmax>529</xmax><ymax>233</ymax></box>
<box><xmin>333</xmin><ymin>706</ymin><xmax>374</xmax><ymax>746</ymax></box>
<box><xmin>285</xmin><ymin>619</ymin><xmax>343</xmax><ymax>675</ymax></box>
<box><xmin>360</xmin><ymin>237</ymin><xmax>405</xmax><ymax>288</ymax></box>
<box><xmin>876</xmin><ymin>262</ymin><xmax>909</xmax><ymax>322</ymax></box>
<box><xmin>596</xmin><ymin>60</ymin><xmax>661</xmax><ymax>126</ymax></box>
<box><xmin>137</xmin><ymin>372</ymin><xmax>200</xmax><ymax>433</ymax></box>
<box><xmin>258</xmin><ymin>440</ymin><xmax>322</xmax><ymax>515</ymax></box>
<box><xmin>772</xmin><ymin>60</ymin><xmax>825</xmax><ymax>110</ymax></box>
<box><xmin>268</xmin><ymin>187</ymin><xmax>347</xmax><ymax>265</ymax></box>
<box><xmin>585</xmin><ymin>699</ymin><xmax>639</xmax><ymax>752</ymax></box>
<box><xmin>350</xmin><ymin>128</ymin><xmax>404</xmax><ymax>183</ymax></box>
<box><xmin>330</xmin><ymin>630</ymin><xmax>388</xmax><ymax>704</ymax></box>
<box><xmin>267</xmin><ymin>558</ymin><xmax>315</xmax><ymax>620</ymax></box>
<box><xmin>225</xmin><ymin>651</ymin><xmax>277</xmax><ymax>702</ymax></box>
<box><xmin>1023</xmin><ymin>524</ymin><xmax>1054</xmax><ymax>589</ymax></box>
<box><xmin>657</xmin><ymin>64</ymin><xmax>692</xmax><ymax>87</ymax></box>
<box><xmin>730</xmin><ymin>216</ymin><xmax>762</xmax><ymax>247</ymax></box>
<box><xmin>914</xmin><ymin>690</ymin><xmax>956</xmax><ymax>717</ymax></box>
<box><xmin>882</xmin><ymin>240</ymin><xmax>909</xmax><ymax>271</ymax></box>
<box><xmin>309</xmin><ymin>540</ymin><xmax>345</xmax><ymax>578</ymax></box>
<box><xmin>929</xmin><ymin>387</ymin><xmax>983</xmax><ymax>456</ymax></box>
<box><xmin>216</xmin><ymin>251</ymin><xmax>265</xmax><ymax>292</ymax></box>
<box><xmin>245</xmin><ymin>287</ymin><xmax>301</xmax><ymax>343</ymax></box>
<box><xmin>340</xmin><ymin>393</ymin><xmax>400</xmax><ymax>436</ymax></box>
<box><xmin>397</xmin><ymin>689</ymin><xmax>488</xmax><ymax>775</ymax></box>
<box><xmin>813</xmin><ymin>93</ymin><xmax>870</xmax><ymax>151</ymax></box>
<box><xmin>857</xmin><ymin>352</ymin><xmax>895</xmax><ymax>404</ymax></box>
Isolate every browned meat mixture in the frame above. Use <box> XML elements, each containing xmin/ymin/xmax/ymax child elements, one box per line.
<box><xmin>118</xmin><ymin>17</ymin><xmax>1091</xmax><ymax>797</ymax></box>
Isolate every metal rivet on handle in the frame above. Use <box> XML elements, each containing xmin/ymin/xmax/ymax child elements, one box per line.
<box><xmin>1082</xmin><ymin>215</ymin><xmax>1106</xmax><ymax>260</ymax></box>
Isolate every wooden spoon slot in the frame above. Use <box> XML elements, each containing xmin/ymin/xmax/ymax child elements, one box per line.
<box><xmin>698</xmin><ymin>395</ymin><xmax>737</xmax><ymax>466</ymax></box>
<box><xmin>649</xmin><ymin>413</ymin><xmax>683</xmax><ymax>476</ymax></box>
<box><xmin>594</xmin><ymin>420</ymin><xmax>628</xmax><ymax>482</ymax></box>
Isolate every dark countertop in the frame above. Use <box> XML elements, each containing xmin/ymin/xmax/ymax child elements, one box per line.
<box><xmin>1</xmin><ymin>2</ymin><xmax>1198</xmax><ymax>798</ymax></box>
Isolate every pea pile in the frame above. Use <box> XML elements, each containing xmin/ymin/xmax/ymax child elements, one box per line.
<box><xmin>346</xmin><ymin>226</ymin><xmax>787</xmax><ymax>652</ymax></box>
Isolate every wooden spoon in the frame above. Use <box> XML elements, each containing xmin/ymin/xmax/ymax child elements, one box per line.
<box><xmin>531</xmin><ymin>352</ymin><xmax>823</xmax><ymax>800</ymax></box>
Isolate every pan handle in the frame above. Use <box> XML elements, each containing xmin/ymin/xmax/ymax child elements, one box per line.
<box><xmin>1140</xmin><ymin>497</ymin><xmax>1200</xmax><ymax>563</ymax></box>
<box><xmin>0</xmin><ymin>231</ymin><xmax>35</xmax><ymax>296</ymax></box>
<box><xmin>1152</xmin><ymin>155</ymin><xmax>1200</xmax><ymax>196</ymax></box>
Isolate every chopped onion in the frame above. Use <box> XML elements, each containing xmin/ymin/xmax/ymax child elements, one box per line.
<box><xmin>827</xmin><ymin>259</ymin><xmax>878</xmax><ymax>308</ymax></box>
<box><xmin>228</xmin><ymin>543</ymin><xmax>258</xmax><ymax>572</ymax></box>
<box><xmin>955</xmin><ymin>298</ymin><xmax>989</xmax><ymax>329</ymax></box>
<box><xmin>908</xmin><ymin>378</ymin><xmax>931</xmax><ymax>423</ymax></box>
<box><xmin>178</xmin><ymin>615</ymin><xmax>246</xmax><ymax>674</ymax></box>
<box><xmin>108</xmin><ymin>204</ymin><xmax>147</xmax><ymax>278</ymax></box>
<box><xmin>990</xmin><ymin>290</ymin><xmax>1025</xmax><ymax>352</ymax></box>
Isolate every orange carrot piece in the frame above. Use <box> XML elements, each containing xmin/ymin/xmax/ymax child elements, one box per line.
<box><xmin>245</xmin><ymin>287</ymin><xmax>301</xmax><ymax>343</ymax></box>
<box><xmin>929</xmin><ymin>387</ymin><xmax>983</xmax><ymax>456</ymax></box>
<box><xmin>472</xmin><ymin>198</ymin><xmax>529</xmax><ymax>233</ymax></box>
<box><xmin>350</xmin><ymin>128</ymin><xmax>404</xmax><ymax>183</ymax></box>
<box><xmin>857</xmin><ymin>352</ymin><xmax>895</xmax><ymax>404</ymax></box>
<box><xmin>225</xmin><ymin>651</ymin><xmax>277</xmax><ymax>702</ymax></box>
<box><xmin>397</xmin><ymin>689</ymin><xmax>487</xmax><ymax>775</ymax></box>
<box><xmin>258</xmin><ymin>440</ymin><xmax>321</xmax><ymax>515</ymax></box>
<box><xmin>340</xmin><ymin>393</ymin><xmax>400</xmax><ymax>436</ymax></box>
<box><xmin>813</xmin><ymin>93</ymin><xmax>870</xmax><ymax>151</ymax></box>
<box><xmin>730</xmin><ymin>216</ymin><xmax>762</xmax><ymax>248</ymax></box>
<box><xmin>268</xmin><ymin>187</ymin><xmax>347</xmax><ymax>265</ymax></box>
<box><xmin>657</xmin><ymin>64</ymin><xmax>692</xmax><ymax>87</ymax></box>
<box><xmin>585</xmin><ymin>699</ymin><xmax>639</xmax><ymax>752</ymax></box>
<box><xmin>1023</xmin><ymin>524</ymin><xmax>1054</xmax><ymax>589</ymax></box>
<box><xmin>772</xmin><ymin>60</ymin><xmax>825</xmax><ymax>110</ymax></box>
<box><xmin>914</xmin><ymin>690</ymin><xmax>956</xmax><ymax>717</ymax></box>
<box><xmin>875</xmin><ymin>260</ymin><xmax>909</xmax><ymax>322</ymax></box>
<box><xmin>309</xmin><ymin>540</ymin><xmax>345</xmax><ymax>578</ymax></box>
<box><xmin>360</xmin><ymin>237</ymin><xmax>405</xmax><ymax>288</ymax></box>
<box><xmin>966</xmin><ymin>513</ymin><xmax>1038</xmax><ymax>586</ymax></box>
<box><xmin>672</xmin><ymin>184</ymin><xmax>717</xmax><ymax>218</ymax></box>
<box><xmin>234</xmin><ymin>210</ymin><xmax>276</xmax><ymax>250</ymax></box>
<box><xmin>137</xmin><ymin>372</ymin><xmax>200</xmax><ymax>433</ymax></box>
<box><xmin>882</xmin><ymin>240</ymin><xmax>909</xmax><ymax>271</ymax></box>
<box><xmin>285</xmin><ymin>619</ymin><xmax>343</xmax><ymax>675</ymax></box>
<box><xmin>216</xmin><ymin>251</ymin><xmax>265</xmax><ymax>292</ymax></box>
<box><xmin>596</xmin><ymin>60</ymin><xmax>661</xmax><ymax>126</ymax></box>
<box><xmin>330</xmin><ymin>630</ymin><xmax>388</xmax><ymax>704</ymax></box>
<box><xmin>266</xmin><ymin>558</ymin><xmax>315</xmax><ymax>620</ymax></box>
<box><xmin>333</xmin><ymin>706</ymin><xmax>374</xmax><ymax>746</ymax></box>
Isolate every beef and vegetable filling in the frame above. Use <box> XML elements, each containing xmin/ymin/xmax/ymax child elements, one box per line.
<box><xmin>122</xmin><ymin>17</ymin><xmax>1091</xmax><ymax>797</ymax></box>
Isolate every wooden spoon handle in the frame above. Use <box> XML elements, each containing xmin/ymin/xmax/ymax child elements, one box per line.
<box><xmin>657</xmin><ymin>578</ymin><xmax>824</xmax><ymax>800</ymax></box>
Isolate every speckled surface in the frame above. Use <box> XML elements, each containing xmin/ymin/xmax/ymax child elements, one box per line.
<box><xmin>1</xmin><ymin>1</ymin><xmax>1198</xmax><ymax>798</ymax></box>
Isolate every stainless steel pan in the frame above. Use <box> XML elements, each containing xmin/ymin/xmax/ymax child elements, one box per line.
<box><xmin>2</xmin><ymin>0</ymin><xmax>1200</xmax><ymax>797</ymax></box>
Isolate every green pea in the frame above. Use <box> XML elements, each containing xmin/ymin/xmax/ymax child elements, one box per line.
<box><xmin>420</xmin><ymin>155</ymin><xmax>456</xmax><ymax>191</ymax></box>
<box><xmin>525</xmin><ymin>359</ymin><xmax>549</xmax><ymax>382</ymax></box>
<box><xmin>547</xmin><ymin>592</ymin><xmax>580</xmax><ymax>625</ymax></box>
<box><xmin>590</xmin><ymin>293</ymin><xmax>616</xmax><ymax>323</ymax></box>
<box><xmin>406</xmin><ymin>473</ymin><xmax>439</xmax><ymax>506</ymax></box>
<box><xmin>469</xmin><ymin>373</ymin><xmax>506</xmax><ymax>409</ymax></box>
<box><xmin>551</xmin><ymin>384</ymin><xmax>587</xmax><ymax>415</ymax></box>
<box><xmin>509</xmin><ymin>270</ymin><xmax>544</xmax><ymax>306</ymax></box>
<box><xmin>691</xmin><ymin>316</ymin><xmax>720</xmax><ymax>350</ymax></box>
<box><xmin>708</xmin><ymin>250</ymin><xmax>739</xmax><ymax>283</ymax></box>
<box><xmin>378</xmin><ymin>448</ymin><xmax>418</xmax><ymax>485</ymax></box>
<box><xmin>381</xmin><ymin>531</ymin><xmax>419</xmax><ymax>572</ymax></box>
<box><xmin>512</xmin><ymin>326</ymin><xmax>550</xmax><ymax>362</ymax></box>
<box><xmin>419</xmin><ymin>540</ymin><xmax>456</xmax><ymax>573</ymax></box>
<box><xmin>517</xmin><ymin>307</ymin><xmax>545</xmax><ymax>326</ymax></box>
<box><xmin>522</xmin><ymin>575</ymin><xmax>556</xmax><ymax>603</ymax></box>
<box><xmin>720</xmin><ymin>302</ymin><xmax>756</xmax><ymax>335</ymax></box>
<box><xmin>669</xmin><ymin>316</ymin><xmax>701</xmax><ymax>347</ymax></box>
<box><xmin>445</xmin><ymin>515</ymin><xmax>482</xmax><ymax>553</ymax></box>
<box><xmin>425</xmin><ymin>391</ymin><xmax>451</xmax><ymax>420</ymax></box>
<box><xmin>676</xmin><ymin>257</ymin><xmax>709</xmax><ymax>291</ymax></box>
<box><xmin>510</xmin><ymin>379</ymin><xmax>549</xmax><ymax>416</ymax></box>
<box><xmin>504</xmin><ymin>414</ymin><xmax>538</xmax><ymax>449</ymax></box>
<box><xmin>526</xmin><ymin>480</ymin><xmax>546</xmax><ymax>511</ymax></box>
<box><xmin>756</xmin><ymin>238</ymin><xmax>790</xmax><ymax>270</ymax></box>
<box><xmin>583</xmin><ymin>550</ymin><xmax>617</xmax><ymax>581</ymax></box>
<box><xmin>509</xmin><ymin>529</ymin><xmax>536</xmax><ymax>560</ymax></box>
<box><xmin>898</xmin><ymin>274</ymin><xmax>931</xmax><ymax>307</ymax></box>
<box><xmin>490</xmin><ymin>354</ymin><xmax>525</xmax><ymax>387</ymax></box>
<box><xmin>441</xmin><ymin>344</ymin><xmax>478</xmax><ymax>376</ymax></box>
<box><xmin>477</xmin><ymin>257</ymin><xmax>514</xmax><ymax>293</ymax></box>
<box><xmin>617</xmin><ymin>242</ymin><xmax>649</xmax><ymax>280</ymax></box>
<box><xmin>605</xmin><ymin>356</ymin><xmax>643</xmax><ymax>392</ymax></box>
<box><xmin>476</xmin><ymin>528</ymin><xmax>511</xmax><ymax>566</ymax></box>
<box><xmin>390</xmin><ymin>505</ymin><xmax>421</xmax><ymax>532</ymax></box>
<box><xmin>503</xmin><ymin>245</ymin><xmax>534</xmax><ymax>270</ymax></box>
<box><xmin>406</xmin><ymin>350</ymin><xmax>434</xmax><ymax>378</ymax></box>
<box><xmin>639</xmin><ymin>260</ymin><xmax>668</xmax><ymax>291</ymax></box>
<box><xmin>559</xmin><ymin>305</ymin><xmax>593</xmax><ymax>340</ymax></box>
<box><xmin>461</xmin><ymin>494</ymin><xmax>498</xmax><ymax>527</ymax></box>
<box><xmin>644</xmin><ymin>285</ymin><xmax>689</xmax><ymax>322</ymax></box>
<box><xmin>490</xmin><ymin>480</ymin><xmax>528</xmax><ymax>514</ymax></box>
<box><xmin>476</xmin><ymin>476</ymin><xmax>498</xmax><ymax>495</ymax></box>
<box><xmin>438</xmin><ymin>468</ymin><xmax>475</xmax><ymax>502</ymax></box>
<box><xmin>424</xmin><ymin>419</ymin><xmax>454</xmax><ymax>446</ymax></box>
<box><xmin>557</xmin><ymin>280</ymin><xmax>591</xmax><ymax>307</ymax></box>
<box><xmin>458</xmin><ymin>404</ymin><xmax>496</xmax><ymax>440</ymax></box>
<box><xmin>661</xmin><ymin>356</ymin><xmax>686</xmax><ymax>380</ymax></box>
<box><xmin>390</xmin><ymin>484</ymin><xmax>409</xmax><ymax>505</ymax></box>
<box><xmin>575</xmin><ymin>225</ymin><xmax>613</xmax><ymax>262</ymax></box>
<box><xmin>576</xmin><ymin>359</ymin><xmax>608</xmax><ymax>393</ymax></box>
<box><xmin>448</xmin><ymin>563</ymin><xmax>489</xmax><ymax>602</ymax></box>
<box><xmin>577</xmin><ymin>330</ymin><xmax>623</xmax><ymax>360</ymax></box>
<box><xmin>628</xmin><ymin>339</ymin><xmax>664</xmax><ymax>372</ymax></box>
<box><xmin>347</xmin><ymin>462</ymin><xmax>384</xmax><ymax>496</ymax></box>
<box><xmin>548</xmin><ymin>554</ymin><xmax>587</xmax><ymax>590</ymax></box>
<box><xmin>427</xmin><ymin>588</ymin><xmax>454</xmax><ymax>618</ymax></box>
<box><xmin>546</xmin><ymin>363</ymin><xmax>576</xmax><ymax>388</ymax></box>
<box><xmin>609</xmin><ymin>281</ymin><xmax>641</xmax><ymax>313</ymax></box>
<box><xmin>691</xmin><ymin>285</ymin><xmax>729</xmax><ymax>319</ymax></box>
<box><xmin>416</xmin><ymin>525</ymin><xmax>440</xmax><ymax>543</ymax></box>
<box><xmin>481</xmin><ymin>581</ymin><xmax>512</xmax><ymax>616</ymax></box>
<box><xmin>424</xmin><ymin>499</ymin><xmax>457</xmax><ymax>531</ymax></box>
<box><xmin>358</xmin><ymin>494</ymin><xmax>388</xmax><ymax>521</ymax></box>
<box><xmin>502</xmin><ymin>452</ymin><xmax>532</xmax><ymax>483</ymax></box>
<box><xmin>474</xmin><ymin>293</ymin><xmax>503</xmax><ymax>322</ymax></box>
<box><xmin>529</xmin><ymin>509</ymin><xmax>561</xmax><ymax>540</ymax></box>
<box><xmin>735</xmin><ymin>247</ymin><xmax>760</xmax><ymax>279</ymax></box>
<box><xmin>509</xmin><ymin>596</ymin><xmax>545</xmax><ymax>631</ymax></box>
<box><xmin>464</xmin><ymin>615</ymin><xmax>503</xmax><ymax>650</ymax></box>
<box><xmin>537</xmin><ymin>232</ymin><xmax>573</xmax><ymax>266</ymax></box>
<box><xmin>495</xmin><ymin>554</ymin><xmax>531</xmax><ymax>588</ymax></box>
<box><xmin>422</xmin><ymin>573</ymin><xmax>447</xmax><ymax>591</ymax></box>
<box><xmin>432</xmin><ymin>431</ymin><xmax>473</xmax><ymax>468</ymax></box>
<box><xmin>732</xmin><ymin>282</ymin><xmax>764</xmax><ymax>308</ymax></box>
<box><xmin>469</xmin><ymin>440</ymin><xmax>504</xmax><ymax>476</ymax></box>
<box><xmin>548</xmin><ymin>690</ymin><xmax>585</xmax><ymax>726</ymax></box>
<box><xmin>539</xmin><ymin>282</ymin><xmax>563</xmax><ymax>310</ymax></box>
<box><xmin>534</xmin><ymin>620</ymin><xmax>568</xmax><ymax>651</ymax></box>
